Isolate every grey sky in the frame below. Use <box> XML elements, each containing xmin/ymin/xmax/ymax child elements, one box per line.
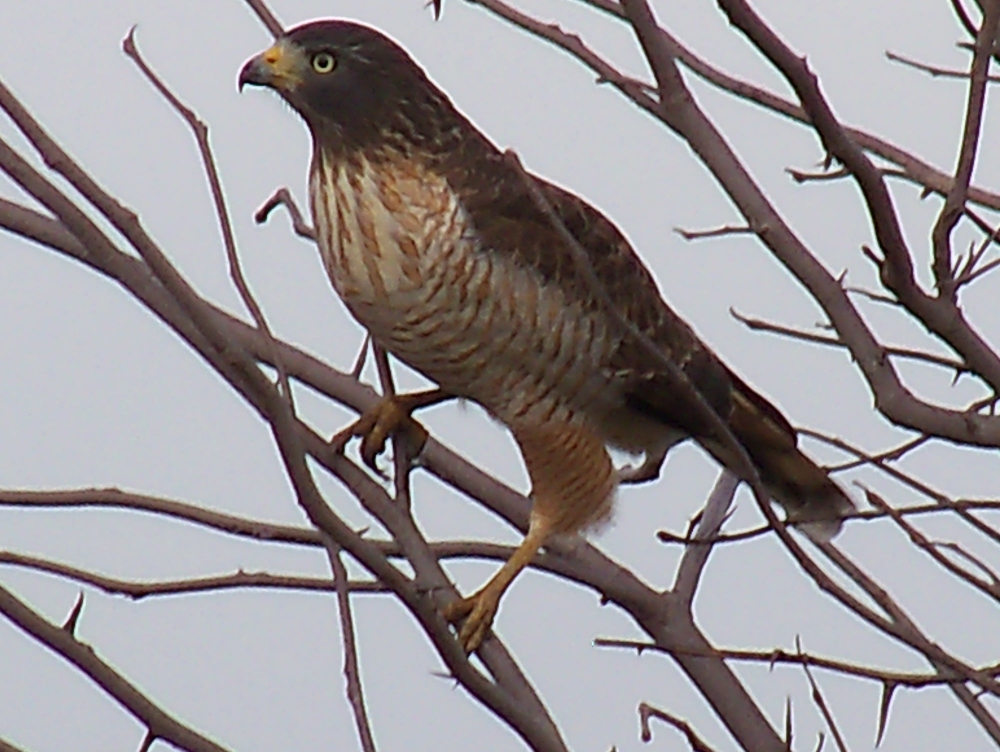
<box><xmin>1</xmin><ymin>0</ymin><xmax>998</xmax><ymax>750</ymax></box>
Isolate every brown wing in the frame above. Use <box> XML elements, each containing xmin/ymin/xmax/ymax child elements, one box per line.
<box><xmin>414</xmin><ymin>90</ymin><xmax>855</xmax><ymax>535</ymax></box>
<box><xmin>449</xmin><ymin>149</ymin><xmax>751</xmax><ymax>439</ymax></box>
<box><xmin>467</xmin><ymin>168</ymin><xmax>855</xmax><ymax>533</ymax></box>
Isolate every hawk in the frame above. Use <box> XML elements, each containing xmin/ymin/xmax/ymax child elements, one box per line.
<box><xmin>239</xmin><ymin>20</ymin><xmax>854</xmax><ymax>652</ymax></box>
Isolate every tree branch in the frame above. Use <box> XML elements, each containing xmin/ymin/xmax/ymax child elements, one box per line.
<box><xmin>0</xmin><ymin>550</ymin><xmax>384</xmax><ymax>598</ymax></box>
<box><xmin>0</xmin><ymin>584</ymin><xmax>232</xmax><ymax>752</ymax></box>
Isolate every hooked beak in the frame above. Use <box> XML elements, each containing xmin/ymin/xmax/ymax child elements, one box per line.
<box><xmin>238</xmin><ymin>39</ymin><xmax>301</xmax><ymax>92</ymax></box>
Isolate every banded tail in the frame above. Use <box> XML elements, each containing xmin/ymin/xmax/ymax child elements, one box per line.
<box><xmin>702</xmin><ymin>377</ymin><xmax>856</xmax><ymax>540</ymax></box>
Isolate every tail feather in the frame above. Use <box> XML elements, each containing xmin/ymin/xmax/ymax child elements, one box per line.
<box><xmin>702</xmin><ymin>385</ymin><xmax>856</xmax><ymax>540</ymax></box>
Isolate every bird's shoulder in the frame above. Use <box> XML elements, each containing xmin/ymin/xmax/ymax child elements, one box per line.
<box><xmin>448</xmin><ymin>148</ymin><xmax>668</xmax><ymax>338</ymax></box>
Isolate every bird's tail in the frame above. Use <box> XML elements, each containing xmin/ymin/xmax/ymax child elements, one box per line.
<box><xmin>702</xmin><ymin>380</ymin><xmax>856</xmax><ymax>540</ymax></box>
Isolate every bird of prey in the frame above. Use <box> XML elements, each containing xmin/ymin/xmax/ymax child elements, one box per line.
<box><xmin>239</xmin><ymin>20</ymin><xmax>854</xmax><ymax>652</ymax></box>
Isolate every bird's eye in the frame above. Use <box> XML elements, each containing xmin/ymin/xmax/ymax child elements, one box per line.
<box><xmin>311</xmin><ymin>52</ymin><xmax>336</xmax><ymax>74</ymax></box>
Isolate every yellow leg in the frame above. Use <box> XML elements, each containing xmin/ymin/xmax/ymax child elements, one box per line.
<box><xmin>442</xmin><ymin>420</ymin><xmax>614</xmax><ymax>652</ymax></box>
<box><xmin>442</xmin><ymin>513</ymin><xmax>552</xmax><ymax>653</ymax></box>
<box><xmin>329</xmin><ymin>389</ymin><xmax>446</xmax><ymax>471</ymax></box>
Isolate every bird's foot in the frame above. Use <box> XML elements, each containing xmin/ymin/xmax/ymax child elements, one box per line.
<box><xmin>442</xmin><ymin>586</ymin><xmax>502</xmax><ymax>654</ymax></box>
<box><xmin>329</xmin><ymin>395</ymin><xmax>429</xmax><ymax>474</ymax></box>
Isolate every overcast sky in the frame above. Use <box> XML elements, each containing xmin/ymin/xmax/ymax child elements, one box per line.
<box><xmin>2</xmin><ymin>1</ymin><xmax>999</xmax><ymax>750</ymax></box>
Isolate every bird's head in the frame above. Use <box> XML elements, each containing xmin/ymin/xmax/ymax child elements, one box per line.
<box><xmin>238</xmin><ymin>20</ymin><xmax>455</xmax><ymax>154</ymax></box>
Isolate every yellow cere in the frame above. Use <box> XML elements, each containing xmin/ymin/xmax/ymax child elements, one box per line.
<box><xmin>260</xmin><ymin>40</ymin><xmax>303</xmax><ymax>87</ymax></box>
<box><xmin>263</xmin><ymin>45</ymin><xmax>283</xmax><ymax>65</ymax></box>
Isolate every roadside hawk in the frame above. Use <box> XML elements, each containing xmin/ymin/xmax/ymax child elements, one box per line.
<box><xmin>239</xmin><ymin>20</ymin><xmax>854</xmax><ymax>652</ymax></box>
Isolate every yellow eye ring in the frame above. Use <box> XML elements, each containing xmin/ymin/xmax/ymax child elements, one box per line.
<box><xmin>311</xmin><ymin>52</ymin><xmax>336</xmax><ymax>74</ymax></box>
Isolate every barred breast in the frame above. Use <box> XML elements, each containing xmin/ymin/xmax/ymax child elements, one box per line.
<box><xmin>309</xmin><ymin>150</ymin><xmax>621</xmax><ymax>429</ymax></box>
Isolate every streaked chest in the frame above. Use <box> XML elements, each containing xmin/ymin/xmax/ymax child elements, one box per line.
<box><xmin>309</xmin><ymin>151</ymin><xmax>462</xmax><ymax>309</ymax></box>
<box><xmin>306</xmin><ymin>149</ymin><xmax>624</xmax><ymax>426</ymax></box>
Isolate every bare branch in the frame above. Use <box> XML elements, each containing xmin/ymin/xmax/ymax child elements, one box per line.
<box><xmin>930</xmin><ymin>2</ymin><xmax>1000</xmax><ymax>297</ymax></box>
<box><xmin>594</xmin><ymin>636</ymin><xmax>981</xmax><ymax>688</ymax></box>
<box><xmin>242</xmin><ymin>0</ymin><xmax>284</xmax><ymax>38</ymax></box>
<box><xmin>672</xmin><ymin>471</ymin><xmax>740</xmax><ymax>604</ymax></box>
<box><xmin>827</xmin><ymin>434</ymin><xmax>931</xmax><ymax>472</ymax></box>
<box><xmin>584</xmin><ymin>0</ymin><xmax>1000</xmax><ymax>212</ymax></box>
<box><xmin>327</xmin><ymin>545</ymin><xmax>378</xmax><ymax>752</ymax></box>
<box><xmin>799</xmin><ymin>637</ymin><xmax>850</xmax><ymax>752</ymax></box>
<box><xmin>0</xmin><ymin>488</ymin><xmax>324</xmax><ymax>546</ymax></box>
<box><xmin>733</xmin><ymin>309</ymin><xmax>969</xmax><ymax>374</ymax></box>
<box><xmin>886</xmin><ymin>49</ymin><xmax>1000</xmax><ymax>82</ymax></box>
<box><xmin>123</xmin><ymin>28</ymin><xmax>293</xmax><ymax>402</ymax></box>
<box><xmin>951</xmin><ymin>0</ymin><xmax>981</xmax><ymax>39</ymax></box>
<box><xmin>657</xmin><ymin>497</ymin><xmax>1000</xmax><ymax>546</ymax></box>
<box><xmin>0</xmin><ymin>550</ymin><xmax>384</xmax><ymax>598</ymax></box>
<box><xmin>717</xmin><ymin>0</ymin><xmax>1000</xmax><ymax>398</ymax></box>
<box><xmin>863</xmin><ymin>487</ymin><xmax>1000</xmax><ymax>604</ymax></box>
<box><xmin>803</xmin><ymin>429</ymin><xmax>1000</xmax><ymax>546</ymax></box>
<box><xmin>0</xmin><ymin>583</ymin><xmax>232</xmax><ymax>752</ymax></box>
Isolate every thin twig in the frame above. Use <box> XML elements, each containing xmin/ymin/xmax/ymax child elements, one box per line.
<box><xmin>137</xmin><ymin>731</ymin><xmax>156</xmax><ymax>752</ymax></box>
<box><xmin>123</xmin><ymin>28</ymin><xmax>293</xmax><ymax>403</ymax></box>
<box><xmin>733</xmin><ymin>310</ymin><xmax>968</xmax><ymax>374</ymax></box>
<box><xmin>594</xmin><ymin>637</ymin><xmax>977</xmax><ymax>688</ymax></box>
<box><xmin>0</xmin><ymin>550</ymin><xmax>385</xmax><ymax>598</ymax></box>
<box><xmin>0</xmin><ymin>488</ymin><xmax>324</xmax><ymax>545</ymax></box>
<box><xmin>62</xmin><ymin>592</ymin><xmax>84</xmax><ymax>635</ymax></box>
<box><xmin>886</xmin><ymin>49</ymin><xmax>1000</xmax><ymax>82</ymax></box>
<box><xmin>327</xmin><ymin>544</ymin><xmax>378</xmax><ymax>752</ymax></box>
<box><xmin>0</xmin><ymin>583</ymin><xmax>232</xmax><ymax>752</ymax></box>
<box><xmin>929</xmin><ymin>2</ymin><xmax>1000</xmax><ymax>297</ymax></box>
<box><xmin>827</xmin><ymin>434</ymin><xmax>931</xmax><ymax>472</ymax></box>
<box><xmin>656</xmin><ymin>497</ymin><xmax>1000</xmax><ymax>546</ymax></box>
<box><xmin>803</xmin><ymin>429</ymin><xmax>1000</xmax><ymax>546</ymax></box>
<box><xmin>951</xmin><ymin>0</ymin><xmax>980</xmax><ymax>39</ymax></box>
<box><xmin>798</xmin><ymin>637</ymin><xmax>850</xmax><ymax>752</ymax></box>
<box><xmin>955</xmin><ymin>254</ymin><xmax>1000</xmax><ymax>286</ymax></box>
<box><xmin>863</xmin><ymin>487</ymin><xmax>1000</xmax><ymax>604</ymax></box>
